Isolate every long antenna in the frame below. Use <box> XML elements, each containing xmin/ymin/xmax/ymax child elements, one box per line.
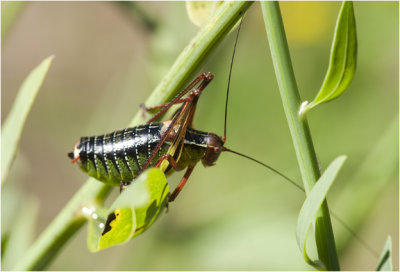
<box><xmin>222</xmin><ymin>146</ymin><xmax>380</xmax><ymax>258</ymax></box>
<box><xmin>224</xmin><ymin>16</ymin><xmax>244</xmax><ymax>142</ymax></box>
<box><xmin>222</xmin><ymin>147</ymin><xmax>303</xmax><ymax>191</ymax></box>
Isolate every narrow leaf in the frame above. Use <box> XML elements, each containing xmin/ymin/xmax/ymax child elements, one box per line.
<box><xmin>296</xmin><ymin>155</ymin><xmax>347</xmax><ymax>269</ymax></box>
<box><xmin>1</xmin><ymin>55</ymin><xmax>54</xmax><ymax>185</ymax></box>
<box><xmin>88</xmin><ymin>168</ymin><xmax>169</xmax><ymax>251</ymax></box>
<box><xmin>303</xmin><ymin>1</ymin><xmax>357</xmax><ymax>113</ymax></box>
<box><xmin>376</xmin><ymin>236</ymin><xmax>392</xmax><ymax>271</ymax></box>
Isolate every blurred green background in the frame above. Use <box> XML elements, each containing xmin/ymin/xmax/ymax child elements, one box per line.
<box><xmin>2</xmin><ymin>1</ymin><xmax>398</xmax><ymax>270</ymax></box>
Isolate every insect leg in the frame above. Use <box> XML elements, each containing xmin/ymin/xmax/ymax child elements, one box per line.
<box><xmin>137</xmin><ymin>99</ymin><xmax>190</xmax><ymax>177</ymax></box>
<box><xmin>154</xmin><ymin>153</ymin><xmax>183</xmax><ymax>170</ymax></box>
<box><xmin>140</xmin><ymin>99</ymin><xmax>187</xmax><ymax>112</ymax></box>
<box><xmin>140</xmin><ymin>99</ymin><xmax>188</xmax><ymax>122</ymax></box>
<box><xmin>169</xmin><ymin>165</ymin><xmax>195</xmax><ymax>202</ymax></box>
<box><xmin>144</xmin><ymin>72</ymin><xmax>213</xmax><ymax>124</ymax></box>
<box><xmin>138</xmin><ymin>73</ymin><xmax>213</xmax><ymax>176</ymax></box>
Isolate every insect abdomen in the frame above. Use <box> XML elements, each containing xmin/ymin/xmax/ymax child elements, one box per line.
<box><xmin>76</xmin><ymin>123</ymin><xmax>169</xmax><ymax>186</ymax></box>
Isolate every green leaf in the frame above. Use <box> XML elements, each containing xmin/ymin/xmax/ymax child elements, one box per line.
<box><xmin>296</xmin><ymin>155</ymin><xmax>347</xmax><ymax>269</ymax></box>
<box><xmin>1</xmin><ymin>55</ymin><xmax>54</xmax><ymax>185</ymax></box>
<box><xmin>186</xmin><ymin>1</ymin><xmax>223</xmax><ymax>27</ymax></box>
<box><xmin>376</xmin><ymin>236</ymin><xmax>392</xmax><ymax>271</ymax></box>
<box><xmin>87</xmin><ymin>168</ymin><xmax>169</xmax><ymax>251</ymax></box>
<box><xmin>97</xmin><ymin>208</ymin><xmax>136</xmax><ymax>251</ymax></box>
<box><xmin>302</xmin><ymin>1</ymin><xmax>357</xmax><ymax>113</ymax></box>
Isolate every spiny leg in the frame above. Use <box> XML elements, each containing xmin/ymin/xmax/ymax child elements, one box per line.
<box><xmin>140</xmin><ymin>99</ymin><xmax>187</xmax><ymax>113</ymax></box>
<box><xmin>137</xmin><ymin>73</ymin><xmax>213</xmax><ymax>186</ymax></box>
<box><xmin>142</xmin><ymin>72</ymin><xmax>214</xmax><ymax>124</ymax></box>
<box><xmin>138</xmin><ymin>73</ymin><xmax>213</xmax><ymax>176</ymax></box>
<box><xmin>140</xmin><ymin>99</ymin><xmax>188</xmax><ymax>120</ymax></box>
<box><xmin>153</xmin><ymin>153</ymin><xmax>194</xmax><ymax>202</ymax></box>
<box><xmin>169</xmin><ymin>165</ymin><xmax>195</xmax><ymax>202</ymax></box>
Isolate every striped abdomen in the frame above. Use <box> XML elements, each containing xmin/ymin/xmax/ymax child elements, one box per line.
<box><xmin>73</xmin><ymin>123</ymin><xmax>170</xmax><ymax>186</ymax></box>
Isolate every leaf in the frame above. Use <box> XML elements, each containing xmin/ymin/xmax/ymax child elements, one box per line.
<box><xmin>87</xmin><ymin>168</ymin><xmax>169</xmax><ymax>251</ymax></box>
<box><xmin>302</xmin><ymin>1</ymin><xmax>357</xmax><ymax>113</ymax></box>
<box><xmin>376</xmin><ymin>236</ymin><xmax>392</xmax><ymax>271</ymax></box>
<box><xmin>98</xmin><ymin>208</ymin><xmax>136</xmax><ymax>250</ymax></box>
<box><xmin>1</xmin><ymin>55</ymin><xmax>54</xmax><ymax>185</ymax></box>
<box><xmin>296</xmin><ymin>155</ymin><xmax>347</xmax><ymax>269</ymax></box>
<box><xmin>186</xmin><ymin>1</ymin><xmax>223</xmax><ymax>27</ymax></box>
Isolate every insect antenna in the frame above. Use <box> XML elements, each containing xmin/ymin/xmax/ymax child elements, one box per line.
<box><xmin>223</xmin><ymin>16</ymin><xmax>244</xmax><ymax>142</ymax></box>
<box><xmin>222</xmin><ymin>147</ymin><xmax>303</xmax><ymax>191</ymax></box>
<box><xmin>222</xmin><ymin>146</ymin><xmax>380</xmax><ymax>258</ymax></box>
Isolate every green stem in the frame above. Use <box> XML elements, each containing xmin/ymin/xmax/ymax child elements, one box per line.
<box><xmin>15</xmin><ymin>2</ymin><xmax>252</xmax><ymax>270</ymax></box>
<box><xmin>261</xmin><ymin>2</ymin><xmax>339</xmax><ymax>270</ymax></box>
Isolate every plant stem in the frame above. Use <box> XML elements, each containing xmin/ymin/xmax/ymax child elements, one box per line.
<box><xmin>15</xmin><ymin>2</ymin><xmax>252</xmax><ymax>270</ymax></box>
<box><xmin>261</xmin><ymin>2</ymin><xmax>340</xmax><ymax>270</ymax></box>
